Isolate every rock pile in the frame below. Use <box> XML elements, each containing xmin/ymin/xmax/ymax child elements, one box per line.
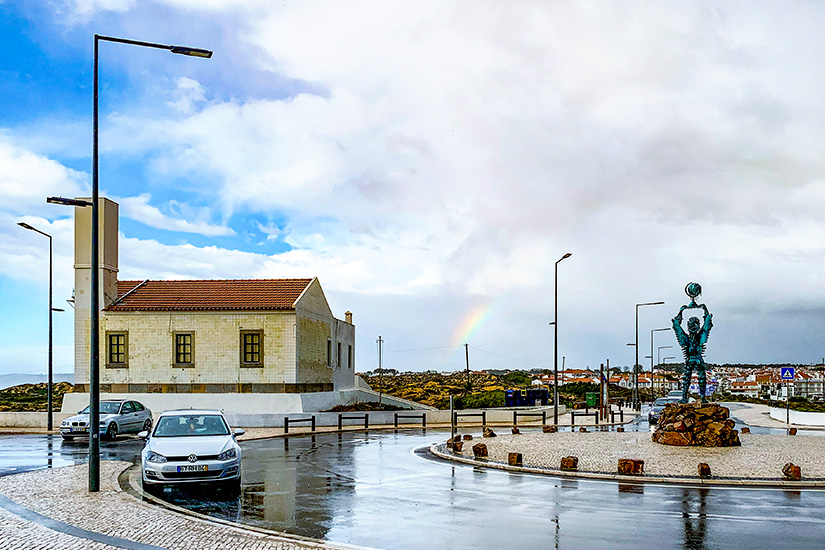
<box><xmin>652</xmin><ymin>402</ymin><xmax>740</xmax><ymax>447</ymax></box>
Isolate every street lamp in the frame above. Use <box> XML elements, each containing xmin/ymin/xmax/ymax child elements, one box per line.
<box><xmin>553</xmin><ymin>252</ymin><xmax>572</xmax><ymax>425</ymax></box>
<box><xmin>634</xmin><ymin>301</ymin><xmax>664</xmax><ymax>409</ymax></box>
<box><xmin>48</xmin><ymin>34</ymin><xmax>211</xmax><ymax>494</ymax></box>
<box><xmin>650</xmin><ymin>328</ymin><xmax>669</xmax><ymax>398</ymax></box>
<box><xmin>17</xmin><ymin>223</ymin><xmax>65</xmax><ymax>431</ymax></box>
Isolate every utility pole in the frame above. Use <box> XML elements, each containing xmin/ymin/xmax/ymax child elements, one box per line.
<box><xmin>464</xmin><ymin>343</ymin><xmax>471</xmax><ymax>393</ymax></box>
<box><xmin>377</xmin><ymin>336</ymin><xmax>383</xmax><ymax>405</ymax></box>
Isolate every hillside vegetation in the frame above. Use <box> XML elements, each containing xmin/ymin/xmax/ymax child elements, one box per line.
<box><xmin>0</xmin><ymin>382</ymin><xmax>74</xmax><ymax>412</ymax></box>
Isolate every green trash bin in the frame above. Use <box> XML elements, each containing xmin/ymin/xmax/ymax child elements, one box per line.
<box><xmin>586</xmin><ymin>392</ymin><xmax>599</xmax><ymax>408</ymax></box>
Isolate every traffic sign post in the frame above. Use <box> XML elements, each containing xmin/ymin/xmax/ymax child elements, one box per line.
<box><xmin>780</xmin><ymin>368</ymin><xmax>795</xmax><ymax>425</ymax></box>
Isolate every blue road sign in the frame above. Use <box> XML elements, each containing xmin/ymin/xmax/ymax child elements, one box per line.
<box><xmin>781</xmin><ymin>367</ymin><xmax>795</xmax><ymax>380</ymax></box>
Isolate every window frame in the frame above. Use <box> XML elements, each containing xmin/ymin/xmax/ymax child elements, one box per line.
<box><xmin>240</xmin><ymin>330</ymin><xmax>264</xmax><ymax>367</ymax></box>
<box><xmin>106</xmin><ymin>331</ymin><xmax>128</xmax><ymax>368</ymax></box>
<box><xmin>173</xmin><ymin>331</ymin><xmax>195</xmax><ymax>368</ymax></box>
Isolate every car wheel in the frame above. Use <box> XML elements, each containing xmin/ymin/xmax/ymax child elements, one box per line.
<box><xmin>105</xmin><ymin>422</ymin><xmax>118</xmax><ymax>440</ymax></box>
<box><xmin>143</xmin><ymin>418</ymin><xmax>152</xmax><ymax>432</ymax></box>
<box><xmin>221</xmin><ymin>477</ymin><xmax>241</xmax><ymax>497</ymax></box>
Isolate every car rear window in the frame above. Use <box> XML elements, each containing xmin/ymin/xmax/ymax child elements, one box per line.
<box><xmin>153</xmin><ymin>415</ymin><xmax>230</xmax><ymax>437</ymax></box>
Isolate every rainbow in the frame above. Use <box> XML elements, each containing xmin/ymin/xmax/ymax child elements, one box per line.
<box><xmin>451</xmin><ymin>301</ymin><xmax>498</xmax><ymax>347</ymax></box>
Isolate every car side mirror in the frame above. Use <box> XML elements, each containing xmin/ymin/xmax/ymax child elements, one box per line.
<box><xmin>137</xmin><ymin>431</ymin><xmax>149</xmax><ymax>440</ymax></box>
<box><xmin>233</xmin><ymin>428</ymin><xmax>246</xmax><ymax>437</ymax></box>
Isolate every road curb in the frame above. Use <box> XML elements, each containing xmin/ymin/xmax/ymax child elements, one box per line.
<box><xmin>429</xmin><ymin>443</ymin><xmax>825</xmax><ymax>490</ymax></box>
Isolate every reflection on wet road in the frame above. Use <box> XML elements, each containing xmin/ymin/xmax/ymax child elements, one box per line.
<box><xmin>2</xmin><ymin>410</ymin><xmax>824</xmax><ymax>550</ymax></box>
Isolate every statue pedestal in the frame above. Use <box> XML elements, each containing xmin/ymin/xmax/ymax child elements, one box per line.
<box><xmin>652</xmin><ymin>402</ymin><xmax>740</xmax><ymax>447</ymax></box>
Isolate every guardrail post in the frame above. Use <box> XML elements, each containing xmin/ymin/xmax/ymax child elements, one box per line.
<box><xmin>284</xmin><ymin>417</ymin><xmax>290</xmax><ymax>433</ymax></box>
<box><xmin>338</xmin><ymin>414</ymin><xmax>343</xmax><ymax>431</ymax></box>
<box><xmin>311</xmin><ymin>416</ymin><xmax>316</xmax><ymax>432</ymax></box>
<box><xmin>482</xmin><ymin>411</ymin><xmax>486</xmax><ymax>426</ymax></box>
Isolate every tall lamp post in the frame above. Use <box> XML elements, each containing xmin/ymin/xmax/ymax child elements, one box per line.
<box><xmin>48</xmin><ymin>34</ymin><xmax>211</xmax><ymax>493</ymax></box>
<box><xmin>657</xmin><ymin>345</ymin><xmax>673</xmax><ymax>396</ymax></box>
<box><xmin>17</xmin><ymin>223</ymin><xmax>65</xmax><ymax>431</ymax></box>
<box><xmin>650</xmin><ymin>328</ymin><xmax>669</xmax><ymax>398</ymax></box>
<box><xmin>634</xmin><ymin>301</ymin><xmax>664</xmax><ymax>409</ymax></box>
<box><xmin>553</xmin><ymin>252</ymin><xmax>572</xmax><ymax>425</ymax></box>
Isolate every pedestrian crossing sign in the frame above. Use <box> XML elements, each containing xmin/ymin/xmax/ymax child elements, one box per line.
<box><xmin>781</xmin><ymin>367</ymin><xmax>795</xmax><ymax>380</ymax></box>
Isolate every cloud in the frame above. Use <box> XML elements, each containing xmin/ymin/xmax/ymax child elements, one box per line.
<box><xmin>115</xmin><ymin>193</ymin><xmax>234</xmax><ymax>237</ymax></box>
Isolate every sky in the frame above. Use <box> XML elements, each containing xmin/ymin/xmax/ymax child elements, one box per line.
<box><xmin>3</xmin><ymin>1</ymin><xmax>825</xmax><ymax>377</ymax></box>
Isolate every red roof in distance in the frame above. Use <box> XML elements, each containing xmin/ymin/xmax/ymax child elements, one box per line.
<box><xmin>106</xmin><ymin>279</ymin><xmax>314</xmax><ymax>312</ymax></box>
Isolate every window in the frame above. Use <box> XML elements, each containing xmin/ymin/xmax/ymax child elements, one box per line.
<box><xmin>133</xmin><ymin>402</ymin><xmax>145</xmax><ymax>412</ymax></box>
<box><xmin>337</xmin><ymin>342</ymin><xmax>342</xmax><ymax>369</ymax></box>
<box><xmin>120</xmin><ymin>402</ymin><xmax>134</xmax><ymax>414</ymax></box>
<box><xmin>173</xmin><ymin>332</ymin><xmax>194</xmax><ymax>367</ymax></box>
<box><xmin>327</xmin><ymin>339</ymin><xmax>332</xmax><ymax>367</ymax></box>
<box><xmin>348</xmin><ymin>345</ymin><xmax>353</xmax><ymax>370</ymax></box>
<box><xmin>240</xmin><ymin>330</ymin><xmax>264</xmax><ymax>367</ymax></box>
<box><xmin>106</xmin><ymin>332</ymin><xmax>128</xmax><ymax>368</ymax></box>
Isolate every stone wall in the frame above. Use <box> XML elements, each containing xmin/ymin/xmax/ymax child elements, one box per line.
<box><xmin>98</xmin><ymin>310</ymin><xmax>298</xmax><ymax>386</ymax></box>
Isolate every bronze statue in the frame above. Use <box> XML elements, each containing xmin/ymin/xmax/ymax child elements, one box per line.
<box><xmin>673</xmin><ymin>283</ymin><xmax>713</xmax><ymax>403</ymax></box>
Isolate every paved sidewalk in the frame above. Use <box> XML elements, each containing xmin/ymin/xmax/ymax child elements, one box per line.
<box><xmin>0</xmin><ymin>461</ymin><xmax>361</xmax><ymax>550</ymax></box>
<box><xmin>726</xmin><ymin>402</ymin><xmax>825</xmax><ymax>431</ymax></box>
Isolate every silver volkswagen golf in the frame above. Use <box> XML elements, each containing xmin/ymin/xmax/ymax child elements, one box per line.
<box><xmin>140</xmin><ymin>409</ymin><xmax>244</xmax><ymax>494</ymax></box>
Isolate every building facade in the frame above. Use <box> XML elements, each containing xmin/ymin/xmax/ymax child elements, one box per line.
<box><xmin>67</xmin><ymin>199</ymin><xmax>361</xmax><ymax>414</ymax></box>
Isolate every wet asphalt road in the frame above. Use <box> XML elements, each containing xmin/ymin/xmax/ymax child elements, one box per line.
<box><xmin>2</xmin><ymin>410</ymin><xmax>825</xmax><ymax>550</ymax></box>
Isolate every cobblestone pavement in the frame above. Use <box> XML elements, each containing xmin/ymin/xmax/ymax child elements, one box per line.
<box><xmin>0</xmin><ymin>461</ymin><xmax>361</xmax><ymax>550</ymax></box>
<box><xmin>445</xmin><ymin>430</ymin><xmax>825</xmax><ymax>480</ymax></box>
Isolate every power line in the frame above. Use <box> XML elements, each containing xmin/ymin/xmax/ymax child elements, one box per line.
<box><xmin>361</xmin><ymin>344</ymin><xmax>461</xmax><ymax>356</ymax></box>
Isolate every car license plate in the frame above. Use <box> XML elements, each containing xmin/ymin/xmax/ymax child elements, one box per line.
<box><xmin>177</xmin><ymin>465</ymin><xmax>208</xmax><ymax>472</ymax></box>
<box><xmin>70</xmin><ymin>428</ymin><xmax>85</xmax><ymax>432</ymax></box>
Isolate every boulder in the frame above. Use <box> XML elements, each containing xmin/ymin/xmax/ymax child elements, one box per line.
<box><xmin>472</xmin><ymin>443</ymin><xmax>488</xmax><ymax>458</ymax></box>
<box><xmin>698</xmin><ymin>463</ymin><xmax>711</xmax><ymax>477</ymax></box>
<box><xmin>542</xmin><ymin>425</ymin><xmax>557</xmax><ymax>433</ymax></box>
<box><xmin>463</xmin><ymin>434</ymin><xmax>473</xmax><ymax>440</ymax></box>
<box><xmin>508</xmin><ymin>452</ymin><xmax>523</xmax><ymax>466</ymax></box>
<box><xmin>782</xmin><ymin>462</ymin><xmax>801</xmax><ymax>480</ymax></box>
<box><xmin>560</xmin><ymin>456</ymin><xmax>578</xmax><ymax>471</ymax></box>
<box><xmin>483</xmin><ymin>427</ymin><xmax>497</xmax><ymax>438</ymax></box>
<box><xmin>652</xmin><ymin>403</ymin><xmax>740</xmax><ymax>447</ymax></box>
<box><xmin>618</xmin><ymin>459</ymin><xmax>644</xmax><ymax>475</ymax></box>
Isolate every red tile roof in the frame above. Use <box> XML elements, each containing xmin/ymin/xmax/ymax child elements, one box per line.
<box><xmin>105</xmin><ymin>279</ymin><xmax>313</xmax><ymax>312</ymax></box>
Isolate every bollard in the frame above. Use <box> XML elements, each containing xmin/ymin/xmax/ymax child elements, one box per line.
<box><xmin>579</xmin><ymin>427</ymin><xmax>588</xmax><ymax>433</ymax></box>
<box><xmin>508</xmin><ymin>452</ymin><xmax>523</xmax><ymax>466</ymax></box>
<box><xmin>782</xmin><ymin>462</ymin><xmax>801</xmax><ymax>480</ymax></box>
<box><xmin>483</xmin><ymin>427</ymin><xmax>497</xmax><ymax>438</ymax></box>
<box><xmin>472</xmin><ymin>443</ymin><xmax>488</xmax><ymax>458</ymax></box>
<box><xmin>698</xmin><ymin>463</ymin><xmax>711</xmax><ymax>477</ymax></box>
<box><xmin>453</xmin><ymin>441</ymin><xmax>463</xmax><ymax>452</ymax></box>
<box><xmin>618</xmin><ymin>459</ymin><xmax>644</xmax><ymax>475</ymax></box>
<box><xmin>542</xmin><ymin>425</ymin><xmax>557</xmax><ymax>433</ymax></box>
<box><xmin>463</xmin><ymin>434</ymin><xmax>473</xmax><ymax>440</ymax></box>
<box><xmin>616</xmin><ymin>427</ymin><xmax>625</xmax><ymax>432</ymax></box>
<box><xmin>511</xmin><ymin>426</ymin><xmax>520</xmax><ymax>435</ymax></box>
<box><xmin>741</xmin><ymin>427</ymin><xmax>750</xmax><ymax>434</ymax></box>
<box><xmin>788</xmin><ymin>428</ymin><xmax>798</xmax><ymax>436</ymax></box>
<box><xmin>560</xmin><ymin>456</ymin><xmax>578</xmax><ymax>471</ymax></box>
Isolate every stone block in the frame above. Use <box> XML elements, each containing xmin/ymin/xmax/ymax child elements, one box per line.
<box><xmin>698</xmin><ymin>463</ymin><xmax>711</xmax><ymax>477</ymax></box>
<box><xmin>618</xmin><ymin>459</ymin><xmax>644</xmax><ymax>475</ymax></box>
<box><xmin>483</xmin><ymin>427</ymin><xmax>497</xmax><ymax>438</ymax></box>
<box><xmin>782</xmin><ymin>462</ymin><xmax>801</xmax><ymax>480</ymax></box>
<box><xmin>542</xmin><ymin>425</ymin><xmax>556</xmax><ymax>433</ymax></box>
<box><xmin>472</xmin><ymin>443</ymin><xmax>488</xmax><ymax>458</ymax></box>
<box><xmin>452</xmin><ymin>441</ymin><xmax>463</xmax><ymax>452</ymax></box>
<box><xmin>560</xmin><ymin>456</ymin><xmax>578</xmax><ymax>471</ymax></box>
<box><xmin>508</xmin><ymin>452</ymin><xmax>523</xmax><ymax>466</ymax></box>
<box><xmin>788</xmin><ymin>428</ymin><xmax>798</xmax><ymax>436</ymax></box>
<box><xmin>579</xmin><ymin>427</ymin><xmax>588</xmax><ymax>433</ymax></box>
<box><xmin>463</xmin><ymin>434</ymin><xmax>473</xmax><ymax>440</ymax></box>
<box><xmin>740</xmin><ymin>427</ymin><xmax>750</xmax><ymax>434</ymax></box>
<box><xmin>511</xmin><ymin>426</ymin><xmax>520</xmax><ymax>435</ymax></box>
<box><xmin>616</xmin><ymin>427</ymin><xmax>625</xmax><ymax>432</ymax></box>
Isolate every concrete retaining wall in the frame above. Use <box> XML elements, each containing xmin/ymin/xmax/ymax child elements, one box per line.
<box><xmin>769</xmin><ymin>407</ymin><xmax>825</xmax><ymax>426</ymax></box>
<box><xmin>0</xmin><ymin>412</ymin><xmax>74</xmax><ymax>428</ymax></box>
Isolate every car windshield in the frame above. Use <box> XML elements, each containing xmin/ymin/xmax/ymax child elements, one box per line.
<box><xmin>152</xmin><ymin>414</ymin><xmax>230</xmax><ymax>437</ymax></box>
<box><xmin>80</xmin><ymin>402</ymin><xmax>121</xmax><ymax>415</ymax></box>
<box><xmin>654</xmin><ymin>398</ymin><xmax>678</xmax><ymax>406</ymax></box>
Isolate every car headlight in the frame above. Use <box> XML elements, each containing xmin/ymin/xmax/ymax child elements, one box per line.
<box><xmin>217</xmin><ymin>448</ymin><xmax>237</xmax><ymax>461</ymax></box>
<box><xmin>146</xmin><ymin>451</ymin><xmax>167</xmax><ymax>463</ymax></box>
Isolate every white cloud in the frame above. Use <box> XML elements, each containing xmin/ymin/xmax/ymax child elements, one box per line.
<box><xmin>115</xmin><ymin>193</ymin><xmax>234</xmax><ymax>237</ymax></box>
